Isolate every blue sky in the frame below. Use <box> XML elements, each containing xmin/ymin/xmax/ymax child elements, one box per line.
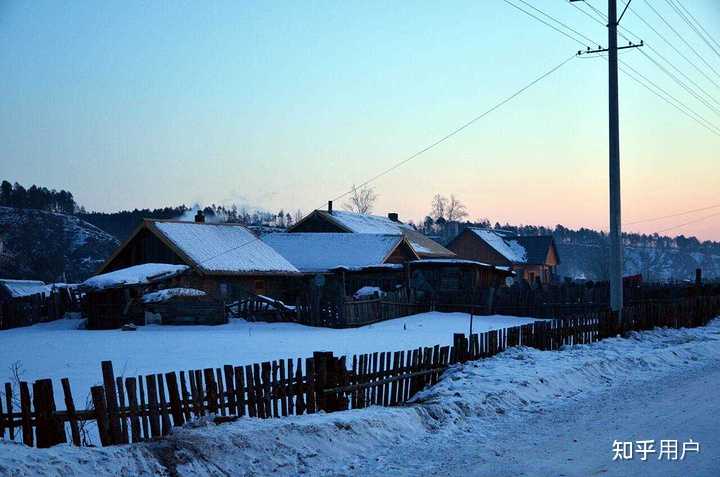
<box><xmin>1</xmin><ymin>0</ymin><xmax>719</xmax><ymax>239</ymax></box>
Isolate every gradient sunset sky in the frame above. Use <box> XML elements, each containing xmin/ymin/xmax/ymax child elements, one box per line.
<box><xmin>1</xmin><ymin>1</ymin><xmax>719</xmax><ymax>240</ymax></box>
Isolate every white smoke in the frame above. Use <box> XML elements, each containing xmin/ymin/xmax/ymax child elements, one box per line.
<box><xmin>175</xmin><ymin>204</ymin><xmax>227</xmax><ymax>224</ymax></box>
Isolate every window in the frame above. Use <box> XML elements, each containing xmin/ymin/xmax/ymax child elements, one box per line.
<box><xmin>219</xmin><ymin>283</ymin><xmax>228</xmax><ymax>297</ymax></box>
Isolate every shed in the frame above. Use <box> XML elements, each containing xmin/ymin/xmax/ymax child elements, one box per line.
<box><xmin>406</xmin><ymin>259</ymin><xmax>513</xmax><ymax>305</ymax></box>
<box><xmin>81</xmin><ymin>263</ymin><xmax>194</xmax><ymax>329</ymax></box>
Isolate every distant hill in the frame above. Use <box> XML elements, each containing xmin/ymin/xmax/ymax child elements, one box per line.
<box><xmin>0</xmin><ymin>206</ymin><xmax>119</xmax><ymax>282</ymax></box>
<box><xmin>426</xmin><ymin>221</ymin><xmax>720</xmax><ymax>282</ymax></box>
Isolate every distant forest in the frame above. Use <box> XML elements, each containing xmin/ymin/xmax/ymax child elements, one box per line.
<box><xmin>3</xmin><ymin>179</ymin><xmax>719</xmax><ymax>281</ymax></box>
<box><xmin>0</xmin><ymin>180</ymin><xmax>77</xmax><ymax>214</ymax></box>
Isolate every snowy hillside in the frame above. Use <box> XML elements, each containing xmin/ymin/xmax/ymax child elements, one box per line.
<box><xmin>0</xmin><ymin>206</ymin><xmax>119</xmax><ymax>282</ymax></box>
<box><xmin>556</xmin><ymin>241</ymin><xmax>720</xmax><ymax>282</ymax></box>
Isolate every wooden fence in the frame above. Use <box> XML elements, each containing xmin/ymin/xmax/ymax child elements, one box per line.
<box><xmin>2</xmin><ymin>295</ymin><xmax>719</xmax><ymax>449</ymax></box>
<box><xmin>0</xmin><ymin>287</ymin><xmax>80</xmax><ymax>331</ymax></box>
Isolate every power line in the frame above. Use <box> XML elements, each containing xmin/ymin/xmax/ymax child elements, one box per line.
<box><xmin>673</xmin><ymin>0</ymin><xmax>720</xmax><ymax>54</ymax></box>
<box><xmin>328</xmin><ymin>53</ymin><xmax>577</xmax><ymax>204</ymax></box>
<box><xmin>196</xmin><ymin>53</ymin><xmax>577</xmax><ymax>265</ymax></box>
<box><xmin>625</xmin><ymin>2</ymin><xmax>720</xmax><ymax>91</ymax></box>
<box><xmin>635</xmin><ymin>47</ymin><xmax>720</xmax><ymax>118</ymax></box>
<box><xmin>502</xmin><ymin>0</ymin><xmax>590</xmax><ymax>48</ymax></box>
<box><xmin>562</xmin><ymin>1</ymin><xmax>720</xmax><ymax>134</ymax></box>
<box><xmin>562</xmin><ymin>1</ymin><xmax>720</xmax><ymax>137</ymax></box>
<box><xmin>583</xmin><ymin>0</ymin><xmax>720</xmax><ymax>95</ymax></box>
<box><xmin>616</xmin><ymin>57</ymin><xmax>720</xmax><ymax>136</ymax></box>
<box><xmin>642</xmin><ymin>0</ymin><xmax>720</xmax><ymax>81</ymax></box>
<box><xmin>654</xmin><ymin>210</ymin><xmax>720</xmax><ymax>234</ymax></box>
<box><xmin>624</xmin><ymin>203</ymin><xmax>720</xmax><ymax>226</ymax></box>
<box><xmin>664</xmin><ymin>0</ymin><xmax>720</xmax><ymax>62</ymax></box>
<box><xmin>514</xmin><ymin>0</ymin><xmax>599</xmax><ymax>46</ymax></box>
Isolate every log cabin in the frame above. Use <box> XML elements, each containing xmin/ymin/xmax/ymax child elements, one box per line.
<box><xmin>95</xmin><ymin>215</ymin><xmax>302</xmax><ymax>303</ymax></box>
<box><xmin>447</xmin><ymin>228</ymin><xmax>560</xmax><ymax>285</ymax></box>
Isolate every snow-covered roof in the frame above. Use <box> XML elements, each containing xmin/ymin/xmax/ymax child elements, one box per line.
<box><xmin>83</xmin><ymin>263</ymin><xmax>189</xmax><ymax>290</ymax></box>
<box><xmin>469</xmin><ymin>229</ymin><xmax>528</xmax><ymax>264</ymax></box>
<box><xmin>0</xmin><ymin>279</ymin><xmax>48</xmax><ymax>298</ymax></box>
<box><xmin>323</xmin><ymin>210</ymin><xmax>414</xmax><ymax>234</ymax></box>
<box><xmin>142</xmin><ymin>287</ymin><xmax>207</xmax><ymax>303</ymax></box>
<box><xmin>261</xmin><ymin>233</ymin><xmax>406</xmax><ymax>272</ymax></box>
<box><xmin>409</xmin><ymin>258</ymin><xmax>494</xmax><ymax>267</ymax></box>
<box><xmin>293</xmin><ymin>210</ymin><xmax>455</xmax><ymax>258</ymax></box>
<box><xmin>152</xmin><ymin>221</ymin><xmax>299</xmax><ymax>275</ymax></box>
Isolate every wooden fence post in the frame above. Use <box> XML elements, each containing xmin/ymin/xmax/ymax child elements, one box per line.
<box><xmin>61</xmin><ymin>378</ymin><xmax>81</xmax><ymax>446</ymax></box>
<box><xmin>313</xmin><ymin>352</ymin><xmax>329</xmax><ymax>412</ymax></box>
<box><xmin>19</xmin><ymin>382</ymin><xmax>33</xmax><ymax>447</ymax></box>
<box><xmin>32</xmin><ymin>379</ymin><xmax>65</xmax><ymax>448</ymax></box>
<box><xmin>101</xmin><ymin>361</ymin><xmax>122</xmax><ymax>445</ymax></box>
<box><xmin>91</xmin><ymin>385</ymin><xmax>111</xmax><ymax>446</ymax></box>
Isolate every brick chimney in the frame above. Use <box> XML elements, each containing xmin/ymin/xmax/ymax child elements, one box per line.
<box><xmin>194</xmin><ymin>210</ymin><xmax>205</xmax><ymax>223</ymax></box>
<box><xmin>388</xmin><ymin>212</ymin><xmax>399</xmax><ymax>222</ymax></box>
<box><xmin>328</xmin><ymin>200</ymin><xmax>333</xmax><ymax>215</ymax></box>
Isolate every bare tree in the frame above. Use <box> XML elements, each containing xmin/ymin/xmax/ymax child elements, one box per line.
<box><xmin>430</xmin><ymin>194</ymin><xmax>448</xmax><ymax>220</ymax></box>
<box><xmin>343</xmin><ymin>184</ymin><xmax>377</xmax><ymax>215</ymax></box>
<box><xmin>446</xmin><ymin>194</ymin><xmax>468</xmax><ymax>222</ymax></box>
<box><xmin>294</xmin><ymin>209</ymin><xmax>304</xmax><ymax>224</ymax></box>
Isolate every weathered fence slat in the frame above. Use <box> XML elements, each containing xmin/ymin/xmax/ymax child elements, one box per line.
<box><xmin>145</xmin><ymin>374</ymin><xmax>161</xmax><ymax>438</ymax></box>
<box><xmin>33</xmin><ymin>379</ymin><xmax>65</xmax><ymax>448</ymax></box>
<box><xmin>116</xmin><ymin>376</ymin><xmax>129</xmax><ymax>444</ymax></box>
<box><xmin>138</xmin><ymin>376</ymin><xmax>150</xmax><ymax>440</ymax></box>
<box><xmin>234</xmin><ymin>366</ymin><xmax>246</xmax><ymax>417</ymax></box>
<box><xmin>61</xmin><ymin>378</ymin><xmax>81</xmax><ymax>446</ymax></box>
<box><xmin>286</xmin><ymin>359</ymin><xmax>294</xmax><ymax>416</ymax></box>
<box><xmin>223</xmin><ymin>365</ymin><xmax>236</xmax><ymax>417</ymax></box>
<box><xmin>165</xmin><ymin>372</ymin><xmax>184</xmax><ymax>427</ymax></box>
<box><xmin>215</xmin><ymin>368</ymin><xmax>226</xmax><ymax>417</ymax></box>
<box><xmin>101</xmin><ymin>361</ymin><xmax>122</xmax><ymax>445</ymax></box>
<box><xmin>19</xmin><ymin>381</ymin><xmax>33</xmax><ymax>446</ymax></box>
<box><xmin>179</xmin><ymin>371</ymin><xmax>192</xmax><ymax>422</ymax></box>
<box><xmin>91</xmin><ymin>385</ymin><xmax>111</xmax><ymax>446</ymax></box>
<box><xmin>125</xmin><ymin>377</ymin><xmax>141</xmax><ymax>443</ymax></box>
<box><xmin>156</xmin><ymin>374</ymin><xmax>171</xmax><ymax>435</ymax></box>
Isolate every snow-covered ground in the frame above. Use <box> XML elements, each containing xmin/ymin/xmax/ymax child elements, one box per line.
<box><xmin>0</xmin><ymin>312</ymin><xmax>537</xmax><ymax>402</ymax></box>
<box><xmin>2</xmin><ymin>318</ymin><xmax>719</xmax><ymax>476</ymax></box>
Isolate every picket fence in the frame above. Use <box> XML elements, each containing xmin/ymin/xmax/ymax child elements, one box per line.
<box><xmin>1</xmin><ymin>294</ymin><xmax>719</xmax><ymax>449</ymax></box>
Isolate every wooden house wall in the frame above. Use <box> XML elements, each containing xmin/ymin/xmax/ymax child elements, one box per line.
<box><xmin>289</xmin><ymin>213</ymin><xmax>346</xmax><ymax>233</ymax></box>
<box><xmin>340</xmin><ymin>269</ymin><xmax>405</xmax><ymax>297</ymax></box>
<box><xmin>385</xmin><ymin>241</ymin><xmax>418</xmax><ymax>264</ymax></box>
<box><xmin>447</xmin><ymin>231</ymin><xmax>512</xmax><ymax>266</ymax></box>
<box><xmin>104</xmin><ymin>228</ymin><xmax>186</xmax><ymax>272</ymax></box>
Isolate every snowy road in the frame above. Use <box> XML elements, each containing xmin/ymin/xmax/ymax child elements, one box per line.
<box><xmin>355</xmin><ymin>354</ymin><xmax>720</xmax><ymax>477</ymax></box>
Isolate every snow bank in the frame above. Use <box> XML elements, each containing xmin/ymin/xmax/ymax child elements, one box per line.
<box><xmin>3</xmin><ymin>319</ymin><xmax>719</xmax><ymax>476</ymax></box>
<box><xmin>142</xmin><ymin>288</ymin><xmax>206</xmax><ymax>303</ymax></box>
<box><xmin>82</xmin><ymin>264</ymin><xmax>189</xmax><ymax>290</ymax></box>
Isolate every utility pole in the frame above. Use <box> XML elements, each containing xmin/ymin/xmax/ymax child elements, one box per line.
<box><xmin>607</xmin><ymin>0</ymin><xmax>622</xmax><ymax>319</ymax></box>
<box><xmin>573</xmin><ymin>0</ymin><xmax>642</xmax><ymax>321</ymax></box>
